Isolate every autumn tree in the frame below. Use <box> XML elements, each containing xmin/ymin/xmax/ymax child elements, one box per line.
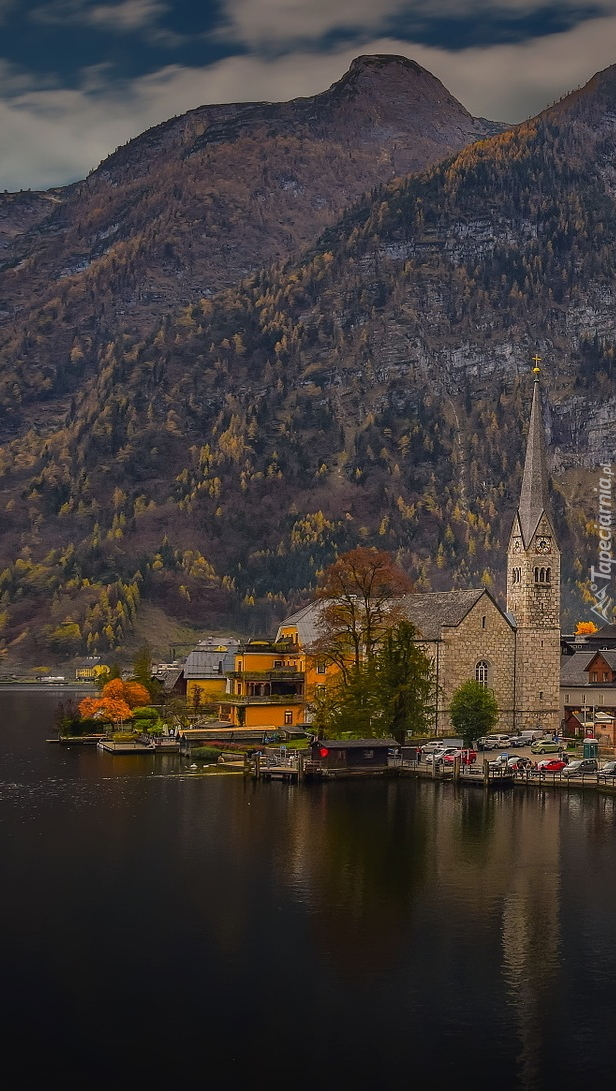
<box><xmin>575</xmin><ymin>621</ymin><xmax>598</xmax><ymax>635</ymax></box>
<box><xmin>78</xmin><ymin>678</ymin><xmax>151</xmax><ymax>723</ymax></box>
<box><xmin>312</xmin><ymin>547</ymin><xmax>412</xmax><ymax>682</ymax></box>
<box><xmin>78</xmin><ymin>695</ymin><xmax>132</xmax><ymax>723</ymax></box>
<box><xmin>132</xmin><ymin>642</ymin><xmax>153</xmax><ymax>692</ymax></box>
<box><xmin>131</xmin><ymin>642</ymin><xmax>162</xmax><ymax>699</ymax></box>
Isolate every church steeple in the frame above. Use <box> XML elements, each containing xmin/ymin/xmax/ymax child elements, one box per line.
<box><xmin>517</xmin><ymin>367</ymin><xmax>553</xmax><ymax>547</ymax></box>
<box><xmin>507</xmin><ymin>361</ymin><xmax>561</xmax><ymax>733</ymax></box>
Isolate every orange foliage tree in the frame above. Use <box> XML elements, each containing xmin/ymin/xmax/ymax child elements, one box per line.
<box><xmin>575</xmin><ymin>621</ymin><xmax>599</xmax><ymax>634</ymax></box>
<box><xmin>78</xmin><ymin>696</ymin><xmax>132</xmax><ymax>723</ymax></box>
<box><xmin>100</xmin><ymin>678</ymin><xmax>151</xmax><ymax>707</ymax></box>
<box><xmin>78</xmin><ymin>679</ymin><xmax>152</xmax><ymax>723</ymax></box>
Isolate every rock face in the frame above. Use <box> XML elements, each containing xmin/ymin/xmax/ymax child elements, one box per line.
<box><xmin>0</xmin><ymin>54</ymin><xmax>504</xmax><ymax>353</ymax></box>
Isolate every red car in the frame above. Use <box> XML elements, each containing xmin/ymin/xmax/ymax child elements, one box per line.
<box><xmin>442</xmin><ymin>749</ymin><xmax>477</xmax><ymax>765</ymax></box>
<box><xmin>535</xmin><ymin>758</ymin><xmax>567</xmax><ymax>773</ymax></box>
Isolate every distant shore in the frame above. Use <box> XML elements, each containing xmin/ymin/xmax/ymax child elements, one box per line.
<box><xmin>0</xmin><ymin>682</ymin><xmax>97</xmax><ymax>692</ymax></box>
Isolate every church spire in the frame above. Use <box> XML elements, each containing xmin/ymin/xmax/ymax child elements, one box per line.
<box><xmin>517</xmin><ymin>361</ymin><xmax>551</xmax><ymax>548</ymax></box>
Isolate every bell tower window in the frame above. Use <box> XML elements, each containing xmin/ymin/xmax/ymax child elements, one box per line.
<box><xmin>534</xmin><ymin>566</ymin><xmax>551</xmax><ymax>584</ymax></box>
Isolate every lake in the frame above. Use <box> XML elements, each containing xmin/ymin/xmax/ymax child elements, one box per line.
<box><xmin>1</xmin><ymin>690</ymin><xmax>615</xmax><ymax>1090</ymax></box>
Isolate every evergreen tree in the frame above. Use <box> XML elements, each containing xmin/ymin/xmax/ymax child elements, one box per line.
<box><xmin>373</xmin><ymin>621</ymin><xmax>435</xmax><ymax>744</ymax></box>
<box><xmin>314</xmin><ymin>620</ymin><xmax>435</xmax><ymax>744</ymax></box>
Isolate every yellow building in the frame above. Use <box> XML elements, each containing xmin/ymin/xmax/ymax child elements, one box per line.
<box><xmin>184</xmin><ymin>637</ymin><xmax>241</xmax><ymax>705</ymax></box>
<box><xmin>277</xmin><ymin>605</ymin><xmax>339</xmax><ymax>709</ymax></box>
<box><xmin>75</xmin><ymin>660</ymin><xmax>109</xmax><ymax>682</ymax></box>
<box><xmin>218</xmin><ymin>639</ymin><xmax>307</xmax><ymax>730</ymax></box>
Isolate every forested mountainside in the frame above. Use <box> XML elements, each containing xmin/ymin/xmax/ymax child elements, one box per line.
<box><xmin>0</xmin><ymin>55</ymin><xmax>502</xmax><ymax>443</ymax></box>
<box><xmin>0</xmin><ymin>58</ymin><xmax>615</xmax><ymax>663</ymax></box>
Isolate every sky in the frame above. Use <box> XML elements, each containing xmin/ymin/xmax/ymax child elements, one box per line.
<box><xmin>1</xmin><ymin>0</ymin><xmax>615</xmax><ymax>191</ymax></box>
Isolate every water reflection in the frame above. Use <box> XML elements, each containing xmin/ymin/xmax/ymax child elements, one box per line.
<box><xmin>2</xmin><ymin>691</ymin><xmax>616</xmax><ymax>1089</ymax></box>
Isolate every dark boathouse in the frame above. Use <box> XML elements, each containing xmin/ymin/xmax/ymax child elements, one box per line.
<box><xmin>309</xmin><ymin>738</ymin><xmax>398</xmax><ymax>775</ymax></box>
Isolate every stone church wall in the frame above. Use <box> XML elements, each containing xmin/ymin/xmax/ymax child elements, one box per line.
<box><xmin>435</xmin><ymin>594</ymin><xmax>516</xmax><ymax>735</ymax></box>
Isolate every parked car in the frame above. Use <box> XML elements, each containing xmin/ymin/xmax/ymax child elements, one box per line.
<box><xmin>424</xmin><ymin>746</ymin><xmax>460</xmax><ymax>765</ymax></box>
<box><xmin>531</xmin><ymin>738</ymin><xmax>561</xmax><ymax>754</ymax></box>
<box><xmin>598</xmin><ymin>760</ymin><xmax>616</xmax><ymax>780</ymax></box>
<box><xmin>506</xmin><ymin>755</ymin><xmax>532</xmax><ymax>771</ymax></box>
<box><xmin>442</xmin><ymin>748</ymin><xmax>477</xmax><ymax>765</ymax></box>
<box><xmin>534</xmin><ymin>758</ymin><xmax>567</xmax><ymax>773</ymax></box>
<box><xmin>477</xmin><ymin>734</ymin><xmax>511</xmax><ymax>750</ymax></box>
<box><xmin>507</xmin><ymin>735</ymin><xmax>527</xmax><ymax>747</ymax></box>
<box><xmin>519</xmin><ymin>729</ymin><xmax>545</xmax><ymax>744</ymax></box>
<box><xmin>562</xmin><ymin>758</ymin><xmax>598</xmax><ymax>777</ymax></box>
<box><xmin>421</xmin><ymin>741</ymin><xmax>448</xmax><ymax>756</ymax></box>
<box><xmin>477</xmin><ymin>737</ymin><xmax>495</xmax><ymax>750</ymax></box>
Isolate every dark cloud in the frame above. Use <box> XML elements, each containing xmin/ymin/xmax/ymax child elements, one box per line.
<box><xmin>383</xmin><ymin>4</ymin><xmax>606</xmax><ymax>50</ymax></box>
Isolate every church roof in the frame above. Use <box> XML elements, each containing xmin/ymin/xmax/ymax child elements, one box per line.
<box><xmin>517</xmin><ymin>376</ymin><xmax>552</xmax><ymax>547</ymax></box>
<box><xmin>277</xmin><ymin>588</ymin><xmax>503</xmax><ymax>646</ymax></box>
<box><xmin>400</xmin><ymin>589</ymin><xmax>490</xmax><ymax>639</ymax></box>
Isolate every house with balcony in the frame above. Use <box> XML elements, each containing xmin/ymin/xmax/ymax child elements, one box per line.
<box><xmin>276</xmin><ymin>603</ymin><xmax>339</xmax><ymax>716</ymax></box>
<box><xmin>218</xmin><ymin>639</ymin><xmax>308</xmax><ymax>731</ymax></box>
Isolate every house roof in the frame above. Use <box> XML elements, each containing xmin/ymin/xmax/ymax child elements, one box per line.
<box><xmin>587</xmin><ymin>650</ymin><xmax>616</xmax><ymax>671</ymax></box>
<box><xmin>276</xmin><ymin>601</ymin><xmax>324</xmax><ymax>647</ymax></box>
<box><xmin>590</xmin><ymin>624</ymin><xmax>616</xmax><ymax>640</ymax></box>
<box><xmin>161</xmin><ymin>667</ymin><xmax>184</xmax><ymax>691</ymax></box>
<box><xmin>316</xmin><ymin>738</ymin><xmax>398</xmax><ymax>750</ymax></box>
<box><xmin>183</xmin><ymin>638</ymin><xmax>240</xmax><ymax>679</ymax></box>
<box><xmin>559</xmin><ymin>651</ymin><xmax>616</xmax><ymax>687</ymax></box>
<box><xmin>517</xmin><ymin>376</ymin><xmax>553</xmax><ymax>547</ymax></box>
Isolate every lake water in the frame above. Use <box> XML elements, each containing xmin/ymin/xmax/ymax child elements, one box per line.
<box><xmin>1</xmin><ymin>690</ymin><xmax>616</xmax><ymax>1090</ymax></box>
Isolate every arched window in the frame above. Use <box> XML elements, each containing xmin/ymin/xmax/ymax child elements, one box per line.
<box><xmin>534</xmin><ymin>566</ymin><xmax>539</xmax><ymax>582</ymax></box>
<box><xmin>476</xmin><ymin>661</ymin><xmax>489</xmax><ymax>686</ymax></box>
<box><xmin>546</xmin><ymin>566</ymin><xmax>551</xmax><ymax>583</ymax></box>
<box><xmin>512</xmin><ymin>567</ymin><xmax>521</xmax><ymax>584</ymax></box>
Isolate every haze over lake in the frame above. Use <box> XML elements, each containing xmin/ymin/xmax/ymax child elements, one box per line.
<box><xmin>1</xmin><ymin>689</ymin><xmax>615</xmax><ymax>1090</ymax></box>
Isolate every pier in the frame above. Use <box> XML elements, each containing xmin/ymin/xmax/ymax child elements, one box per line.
<box><xmin>248</xmin><ymin>747</ymin><xmax>616</xmax><ymax>793</ymax></box>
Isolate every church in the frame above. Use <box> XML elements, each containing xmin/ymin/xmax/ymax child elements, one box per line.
<box><xmin>274</xmin><ymin>366</ymin><xmax>562</xmax><ymax>737</ymax></box>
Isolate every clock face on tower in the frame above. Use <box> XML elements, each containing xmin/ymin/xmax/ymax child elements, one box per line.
<box><xmin>512</xmin><ymin>538</ymin><xmax>522</xmax><ymax>554</ymax></box>
<box><xmin>536</xmin><ymin>537</ymin><xmax>552</xmax><ymax>554</ymax></box>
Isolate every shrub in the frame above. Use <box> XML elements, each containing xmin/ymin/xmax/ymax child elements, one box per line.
<box><xmin>191</xmin><ymin>746</ymin><xmax>222</xmax><ymax>762</ymax></box>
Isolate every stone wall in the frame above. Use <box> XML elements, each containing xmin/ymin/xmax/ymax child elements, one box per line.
<box><xmin>514</xmin><ymin>629</ymin><xmax>561</xmax><ymax>733</ymax></box>
<box><xmin>433</xmin><ymin>592</ymin><xmax>516</xmax><ymax>734</ymax></box>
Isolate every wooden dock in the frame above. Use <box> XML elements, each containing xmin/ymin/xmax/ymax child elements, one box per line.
<box><xmin>97</xmin><ymin>739</ymin><xmax>156</xmax><ymax>754</ymax></box>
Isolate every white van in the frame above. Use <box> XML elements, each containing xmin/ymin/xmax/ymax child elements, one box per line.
<box><xmin>519</xmin><ymin>729</ymin><xmax>544</xmax><ymax>743</ymax></box>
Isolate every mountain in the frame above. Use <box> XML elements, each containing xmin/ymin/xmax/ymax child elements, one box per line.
<box><xmin>0</xmin><ymin>55</ymin><xmax>503</xmax><ymax>442</ymax></box>
<box><xmin>1</xmin><ymin>57</ymin><xmax>615</xmax><ymax>664</ymax></box>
